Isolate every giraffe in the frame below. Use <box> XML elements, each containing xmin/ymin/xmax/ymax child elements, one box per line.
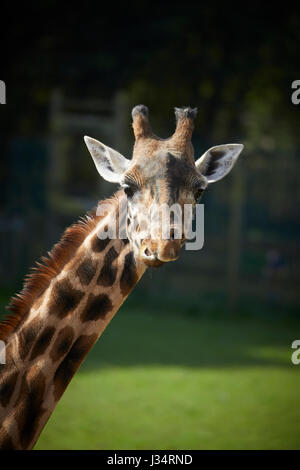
<box><xmin>0</xmin><ymin>105</ymin><xmax>243</xmax><ymax>449</ymax></box>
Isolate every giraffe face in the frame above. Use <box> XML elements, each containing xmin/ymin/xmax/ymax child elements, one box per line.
<box><xmin>84</xmin><ymin>105</ymin><xmax>244</xmax><ymax>267</ymax></box>
<box><xmin>121</xmin><ymin>152</ymin><xmax>207</xmax><ymax>267</ymax></box>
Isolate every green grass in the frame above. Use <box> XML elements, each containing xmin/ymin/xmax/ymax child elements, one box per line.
<box><xmin>31</xmin><ymin>305</ymin><xmax>300</xmax><ymax>450</ymax></box>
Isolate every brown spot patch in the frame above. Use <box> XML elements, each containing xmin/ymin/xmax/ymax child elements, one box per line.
<box><xmin>91</xmin><ymin>234</ymin><xmax>110</xmax><ymax>253</ymax></box>
<box><xmin>15</xmin><ymin>370</ymin><xmax>46</xmax><ymax>449</ymax></box>
<box><xmin>0</xmin><ymin>371</ymin><xmax>18</xmax><ymax>407</ymax></box>
<box><xmin>18</xmin><ymin>318</ymin><xmax>40</xmax><ymax>360</ymax></box>
<box><xmin>0</xmin><ymin>428</ymin><xmax>15</xmax><ymax>449</ymax></box>
<box><xmin>48</xmin><ymin>279</ymin><xmax>84</xmax><ymax>318</ymax></box>
<box><xmin>81</xmin><ymin>293</ymin><xmax>112</xmax><ymax>322</ymax></box>
<box><xmin>97</xmin><ymin>247</ymin><xmax>118</xmax><ymax>287</ymax></box>
<box><xmin>50</xmin><ymin>326</ymin><xmax>75</xmax><ymax>363</ymax></box>
<box><xmin>76</xmin><ymin>258</ymin><xmax>97</xmax><ymax>286</ymax></box>
<box><xmin>53</xmin><ymin>333</ymin><xmax>97</xmax><ymax>401</ymax></box>
<box><xmin>29</xmin><ymin>326</ymin><xmax>56</xmax><ymax>361</ymax></box>
<box><xmin>120</xmin><ymin>251</ymin><xmax>138</xmax><ymax>296</ymax></box>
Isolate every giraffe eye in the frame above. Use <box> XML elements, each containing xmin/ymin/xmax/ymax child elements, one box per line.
<box><xmin>123</xmin><ymin>184</ymin><xmax>135</xmax><ymax>198</ymax></box>
<box><xmin>194</xmin><ymin>188</ymin><xmax>204</xmax><ymax>201</ymax></box>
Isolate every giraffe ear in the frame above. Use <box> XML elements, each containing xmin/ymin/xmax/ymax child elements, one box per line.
<box><xmin>84</xmin><ymin>136</ymin><xmax>130</xmax><ymax>183</ymax></box>
<box><xmin>195</xmin><ymin>144</ymin><xmax>244</xmax><ymax>183</ymax></box>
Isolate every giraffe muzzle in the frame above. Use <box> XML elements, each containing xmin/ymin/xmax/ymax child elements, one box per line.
<box><xmin>140</xmin><ymin>239</ymin><xmax>182</xmax><ymax>267</ymax></box>
<box><xmin>140</xmin><ymin>244</ymin><xmax>164</xmax><ymax>267</ymax></box>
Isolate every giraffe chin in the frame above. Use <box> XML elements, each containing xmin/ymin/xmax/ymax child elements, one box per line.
<box><xmin>141</xmin><ymin>256</ymin><xmax>165</xmax><ymax>268</ymax></box>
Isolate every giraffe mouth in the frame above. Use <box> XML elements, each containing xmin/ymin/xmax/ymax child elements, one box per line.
<box><xmin>138</xmin><ymin>245</ymin><xmax>164</xmax><ymax>267</ymax></box>
<box><xmin>139</xmin><ymin>245</ymin><xmax>179</xmax><ymax>268</ymax></box>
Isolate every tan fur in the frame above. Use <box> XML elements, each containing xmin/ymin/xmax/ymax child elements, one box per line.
<box><xmin>132</xmin><ymin>111</ymin><xmax>195</xmax><ymax>163</ymax></box>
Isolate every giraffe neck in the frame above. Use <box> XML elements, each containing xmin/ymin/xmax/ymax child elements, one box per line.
<box><xmin>0</xmin><ymin>191</ymin><xmax>146</xmax><ymax>449</ymax></box>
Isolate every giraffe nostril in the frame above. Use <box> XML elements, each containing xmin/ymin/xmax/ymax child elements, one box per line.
<box><xmin>142</xmin><ymin>246</ymin><xmax>156</xmax><ymax>259</ymax></box>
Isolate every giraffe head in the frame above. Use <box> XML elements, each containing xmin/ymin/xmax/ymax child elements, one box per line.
<box><xmin>84</xmin><ymin>105</ymin><xmax>243</xmax><ymax>267</ymax></box>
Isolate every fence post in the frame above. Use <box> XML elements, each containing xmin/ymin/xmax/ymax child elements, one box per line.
<box><xmin>114</xmin><ymin>91</ymin><xmax>131</xmax><ymax>154</ymax></box>
<box><xmin>227</xmin><ymin>166</ymin><xmax>245</xmax><ymax>311</ymax></box>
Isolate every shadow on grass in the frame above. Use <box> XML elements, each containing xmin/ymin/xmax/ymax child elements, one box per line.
<box><xmin>0</xmin><ymin>286</ymin><xmax>299</xmax><ymax>370</ymax></box>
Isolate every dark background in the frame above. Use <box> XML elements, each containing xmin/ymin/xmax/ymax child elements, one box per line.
<box><xmin>0</xmin><ymin>3</ymin><xmax>299</xmax><ymax>315</ymax></box>
<box><xmin>1</xmin><ymin>2</ymin><xmax>300</xmax><ymax>450</ymax></box>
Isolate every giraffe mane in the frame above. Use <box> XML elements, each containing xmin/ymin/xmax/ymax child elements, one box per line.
<box><xmin>0</xmin><ymin>192</ymin><xmax>122</xmax><ymax>342</ymax></box>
